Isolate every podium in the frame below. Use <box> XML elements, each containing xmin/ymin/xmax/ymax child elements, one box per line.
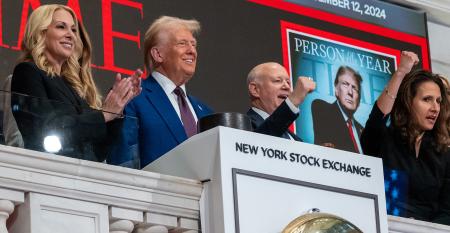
<box><xmin>144</xmin><ymin>126</ymin><xmax>388</xmax><ymax>233</ymax></box>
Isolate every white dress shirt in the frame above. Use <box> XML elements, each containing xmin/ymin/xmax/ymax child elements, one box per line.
<box><xmin>152</xmin><ymin>71</ymin><xmax>199</xmax><ymax>123</ymax></box>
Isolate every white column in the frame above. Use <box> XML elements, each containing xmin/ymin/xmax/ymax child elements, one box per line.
<box><xmin>428</xmin><ymin>22</ymin><xmax>450</xmax><ymax>76</ymax></box>
<box><xmin>134</xmin><ymin>225</ymin><xmax>168</xmax><ymax>233</ymax></box>
<box><xmin>110</xmin><ymin>219</ymin><xmax>134</xmax><ymax>233</ymax></box>
<box><xmin>0</xmin><ymin>200</ymin><xmax>14</xmax><ymax>233</ymax></box>
<box><xmin>169</xmin><ymin>218</ymin><xmax>199</xmax><ymax>233</ymax></box>
<box><xmin>109</xmin><ymin>207</ymin><xmax>143</xmax><ymax>233</ymax></box>
<box><xmin>133</xmin><ymin>212</ymin><xmax>179</xmax><ymax>233</ymax></box>
<box><xmin>0</xmin><ymin>188</ymin><xmax>24</xmax><ymax>233</ymax></box>
<box><xmin>169</xmin><ymin>230</ymin><xmax>198</xmax><ymax>233</ymax></box>
<box><xmin>134</xmin><ymin>214</ymin><xmax>200</xmax><ymax>233</ymax></box>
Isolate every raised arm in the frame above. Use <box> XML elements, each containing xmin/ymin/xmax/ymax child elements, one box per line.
<box><xmin>253</xmin><ymin>76</ymin><xmax>315</xmax><ymax>137</ymax></box>
<box><xmin>377</xmin><ymin>51</ymin><xmax>419</xmax><ymax>115</ymax></box>
<box><xmin>288</xmin><ymin>76</ymin><xmax>316</xmax><ymax>107</ymax></box>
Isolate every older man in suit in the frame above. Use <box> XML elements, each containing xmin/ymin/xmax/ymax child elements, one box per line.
<box><xmin>247</xmin><ymin>62</ymin><xmax>315</xmax><ymax>141</ymax></box>
<box><xmin>108</xmin><ymin>16</ymin><xmax>212</xmax><ymax>168</ymax></box>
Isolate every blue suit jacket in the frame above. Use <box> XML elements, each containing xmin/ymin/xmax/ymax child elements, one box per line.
<box><xmin>108</xmin><ymin>75</ymin><xmax>213</xmax><ymax>168</ymax></box>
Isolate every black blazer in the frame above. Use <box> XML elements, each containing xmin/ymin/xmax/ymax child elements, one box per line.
<box><xmin>247</xmin><ymin>101</ymin><xmax>302</xmax><ymax>141</ymax></box>
<box><xmin>10</xmin><ymin>62</ymin><xmax>120</xmax><ymax>161</ymax></box>
<box><xmin>361</xmin><ymin>103</ymin><xmax>450</xmax><ymax>224</ymax></box>
<box><xmin>312</xmin><ymin>99</ymin><xmax>363</xmax><ymax>152</ymax></box>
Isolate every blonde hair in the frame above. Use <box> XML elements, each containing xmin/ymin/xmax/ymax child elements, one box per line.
<box><xmin>143</xmin><ymin>16</ymin><xmax>200</xmax><ymax>70</ymax></box>
<box><xmin>19</xmin><ymin>4</ymin><xmax>101</xmax><ymax>108</ymax></box>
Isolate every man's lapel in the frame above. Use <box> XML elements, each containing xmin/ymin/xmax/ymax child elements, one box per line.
<box><xmin>246</xmin><ymin>108</ymin><xmax>264</xmax><ymax>128</ymax></box>
<box><xmin>142</xmin><ymin>76</ymin><xmax>187</xmax><ymax>143</ymax></box>
<box><xmin>188</xmin><ymin>95</ymin><xmax>208</xmax><ymax>119</ymax></box>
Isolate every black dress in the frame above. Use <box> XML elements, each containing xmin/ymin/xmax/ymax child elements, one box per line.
<box><xmin>361</xmin><ymin>103</ymin><xmax>450</xmax><ymax>224</ymax></box>
<box><xmin>10</xmin><ymin>62</ymin><xmax>121</xmax><ymax>162</ymax></box>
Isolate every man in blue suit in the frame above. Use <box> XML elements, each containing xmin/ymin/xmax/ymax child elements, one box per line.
<box><xmin>108</xmin><ymin>16</ymin><xmax>212</xmax><ymax>168</ymax></box>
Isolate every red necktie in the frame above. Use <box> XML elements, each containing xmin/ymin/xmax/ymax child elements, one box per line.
<box><xmin>173</xmin><ymin>87</ymin><xmax>197</xmax><ymax>137</ymax></box>
<box><xmin>347</xmin><ymin>119</ymin><xmax>359</xmax><ymax>153</ymax></box>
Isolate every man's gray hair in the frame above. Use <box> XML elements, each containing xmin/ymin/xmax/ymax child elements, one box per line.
<box><xmin>143</xmin><ymin>16</ymin><xmax>201</xmax><ymax>70</ymax></box>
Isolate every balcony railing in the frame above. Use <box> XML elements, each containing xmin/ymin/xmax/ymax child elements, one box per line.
<box><xmin>0</xmin><ymin>145</ymin><xmax>202</xmax><ymax>233</ymax></box>
<box><xmin>0</xmin><ymin>91</ymin><xmax>449</xmax><ymax>232</ymax></box>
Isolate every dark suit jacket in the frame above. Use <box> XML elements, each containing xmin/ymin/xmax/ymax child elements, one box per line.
<box><xmin>107</xmin><ymin>75</ymin><xmax>213</xmax><ymax>169</ymax></box>
<box><xmin>10</xmin><ymin>62</ymin><xmax>120</xmax><ymax>161</ymax></box>
<box><xmin>312</xmin><ymin>99</ymin><xmax>363</xmax><ymax>153</ymax></box>
<box><xmin>247</xmin><ymin>101</ymin><xmax>302</xmax><ymax>141</ymax></box>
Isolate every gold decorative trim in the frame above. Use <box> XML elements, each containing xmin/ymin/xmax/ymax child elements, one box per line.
<box><xmin>282</xmin><ymin>212</ymin><xmax>363</xmax><ymax>233</ymax></box>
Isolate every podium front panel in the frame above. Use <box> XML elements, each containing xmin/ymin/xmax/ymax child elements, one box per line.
<box><xmin>145</xmin><ymin>127</ymin><xmax>388</xmax><ymax>233</ymax></box>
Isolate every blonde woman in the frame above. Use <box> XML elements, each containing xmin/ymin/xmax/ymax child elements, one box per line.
<box><xmin>10</xmin><ymin>4</ymin><xmax>141</xmax><ymax>161</ymax></box>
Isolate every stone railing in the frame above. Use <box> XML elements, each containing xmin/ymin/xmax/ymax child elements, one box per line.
<box><xmin>0</xmin><ymin>145</ymin><xmax>202</xmax><ymax>233</ymax></box>
<box><xmin>388</xmin><ymin>215</ymin><xmax>450</xmax><ymax>233</ymax></box>
<box><xmin>1</xmin><ymin>144</ymin><xmax>450</xmax><ymax>233</ymax></box>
